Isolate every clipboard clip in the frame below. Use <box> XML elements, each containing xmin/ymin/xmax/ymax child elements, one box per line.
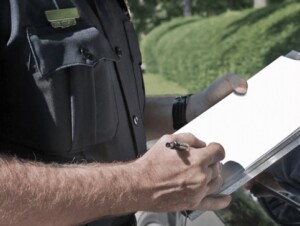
<box><xmin>285</xmin><ymin>50</ymin><xmax>300</xmax><ymax>60</ymax></box>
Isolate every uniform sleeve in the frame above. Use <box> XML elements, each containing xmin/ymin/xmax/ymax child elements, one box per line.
<box><xmin>0</xmin><ymin>0</ymin><xmax>11</xmax><ymax>51</ymax></box>
<box><xmin>269</xmin><ymin>145</ymin><xmax>300</xmax><ymax>195</ymax></box>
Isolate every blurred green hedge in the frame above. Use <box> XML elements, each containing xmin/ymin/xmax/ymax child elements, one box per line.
<box><xmin>140</xmin><ymin>0</ymin><xmax>300</xmax><ymax>92</ymax></box>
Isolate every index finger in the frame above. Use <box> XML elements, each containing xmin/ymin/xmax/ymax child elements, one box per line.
<box><xmin>205</xmin><ymin>73</ymin><xmax>248</xmax><ymax>107</ymax></box>
<box><xmin>172</xmin><ymin>132</ymin><xmax>206</xmax><ymax>149</ymax></box>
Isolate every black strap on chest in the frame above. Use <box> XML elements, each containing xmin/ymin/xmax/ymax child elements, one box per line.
<box><xmin>117</xmin><ymin>0</ymin><xmax>128</xmax><ymax>11</ymax></box>
<box><xmin>0</xmin><ymin>0</ymin><xmax>11</xmax><ymax>55</ymax></box>
<box><xmin>117</xmin><ymin>0</ymin><xmax>131</xmax><ymax>19</ymax></box>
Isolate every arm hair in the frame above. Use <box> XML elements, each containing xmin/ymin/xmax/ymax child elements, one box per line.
<box><xmin>0</xmin><ymin>155</ymin><xmax>142</xmax><ymax>226</ymax></box>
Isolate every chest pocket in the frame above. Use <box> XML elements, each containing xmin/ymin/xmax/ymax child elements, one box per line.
<box><xmin>26</xmin><ymin>23</ymin><xmax>120</xmax><ymax>154</ymax></box>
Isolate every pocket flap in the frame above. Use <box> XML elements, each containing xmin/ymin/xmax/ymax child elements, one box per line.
<box><xmin>27</xmin><ymin>25</ymin><xmax>119</xmax><ymax>76</ymax></box>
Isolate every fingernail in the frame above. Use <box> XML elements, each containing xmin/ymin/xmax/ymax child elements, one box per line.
<box><xmin>234</xmin><ymin>86</ymin><xmax>247</xmax><ymax>94</ymax></box>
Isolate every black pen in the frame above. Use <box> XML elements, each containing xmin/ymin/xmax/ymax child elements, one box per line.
<box><xmin>165</xmin><ymin>141</ymin><xmax>189</xmax><ymax>151</ymax></box>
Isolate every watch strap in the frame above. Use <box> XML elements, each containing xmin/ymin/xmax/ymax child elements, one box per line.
<box><xmin>172</xmin><ymin>94</ymin><xmax>192</xmax><ymax>130</ymax></box>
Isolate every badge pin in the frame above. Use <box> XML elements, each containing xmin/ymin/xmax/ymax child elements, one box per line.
<box><xmin>45</xmin><ymin>8</ymin><xmax>79</xmax><ymax>29</ymax></box>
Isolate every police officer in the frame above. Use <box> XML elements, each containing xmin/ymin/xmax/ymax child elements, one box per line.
<box><xmin>0</xmin><ymin>0</ymin><xmax>248</xmax><ymax>225</ymax></box>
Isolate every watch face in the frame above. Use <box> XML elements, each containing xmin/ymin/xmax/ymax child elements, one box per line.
<box><xmin>258</xmin><ymin>195</ymin><xmax>300</xmax><ymax>226</ymax></box>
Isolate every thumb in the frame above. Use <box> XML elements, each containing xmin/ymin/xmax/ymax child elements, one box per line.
<box><xmin>204</xmin><ymin>73</ymin><xmax>248</xmax><ymax>106</ymax></box>
<box><xmin>187</xmin><ymin>73</ymin><xmax>248</xmax><ymax>120</ymax></box>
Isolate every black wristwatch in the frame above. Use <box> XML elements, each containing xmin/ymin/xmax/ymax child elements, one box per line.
<box><xmin>172</xmin><ymin>94</ymin><xmax>192</xmax><ymax>130</ymax></box>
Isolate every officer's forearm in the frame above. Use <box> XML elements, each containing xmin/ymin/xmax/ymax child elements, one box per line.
<box><xmin>144</xmin><ymin>96</ymin><xmax>175</xmax><ymax>140</ymax></box>
<box><xmin>0</xmin><ymin>155</ymin><xmax>142</xmax><ymax>226</ymax></box>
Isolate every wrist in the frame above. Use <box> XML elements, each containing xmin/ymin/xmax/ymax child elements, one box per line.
<box><xmin>92</xmin><ymin>161</ymin><xmax>146</xmax><ymax>215</ymax></box>
<box><xmin>186</xmin><ymin>94</ymin><xmax>198</xmax><ymax>122</ymax></box>
<box><xmin>186</xmin><ymin>91</ymin><xmax>211</xmax><ymax>121</ymax></box>
<box><xmin>128</xmin><ymin>158</ymin><xmax>153</xmax><ymax>210</ymax></box>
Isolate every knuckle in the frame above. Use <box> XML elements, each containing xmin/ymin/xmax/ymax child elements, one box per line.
<box><xmin>208</xmin><ymin>142</ymin><xmax>222</xmax><ymax>149</ymax></box>
<box><xmin>209</xmin><ymin>142</ymin><xmax>225</xmax><ymax>158</ymax></box>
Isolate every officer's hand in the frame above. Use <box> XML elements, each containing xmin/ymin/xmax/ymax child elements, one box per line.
<box><xmin>186</xmin><ymin>73</ymin><xmax>248</xmax><ymax>121</ymax></box>
<box><xmin>135</xmin><ymin>133</ymin><xmax>231</xmax><ymax>212</ymax></box>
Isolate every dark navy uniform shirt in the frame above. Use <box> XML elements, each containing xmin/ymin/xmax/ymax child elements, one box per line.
<box><xmin>0</xmin><ymin>0</ymin><xmax>146</xmax><ymax>225</ymax></box>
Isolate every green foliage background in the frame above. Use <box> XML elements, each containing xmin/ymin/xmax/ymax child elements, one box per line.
<box><xmin>140</xmin><ymin>0</ymin><xmax>300</xmax><ymax>93</ymax></box>
<box><xmin>217</xmin><ymin>190</ymin><xmax>277</xmax><ymax>226</ymax></box>
<box><xmin>128</xmin><ymin>0</ymin><xmax>284</xmax><ymax>36</ymax></box>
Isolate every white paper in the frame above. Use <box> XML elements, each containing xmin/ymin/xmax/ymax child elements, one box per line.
<box><xmin>177</xmin><ymin>56</ymin><xmax>300</xmax><ymax>169</ymax></box>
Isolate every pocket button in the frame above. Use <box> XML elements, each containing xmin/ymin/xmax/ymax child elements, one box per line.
<box><xmin>115</xmin><ymin>46</ymin><xmax>123</xmax><ymax>57</ymax></box>
<box><xmin>80</xmin><ymin>47</ymin><xmax>95</xmax><ymax>62</ymax></box>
